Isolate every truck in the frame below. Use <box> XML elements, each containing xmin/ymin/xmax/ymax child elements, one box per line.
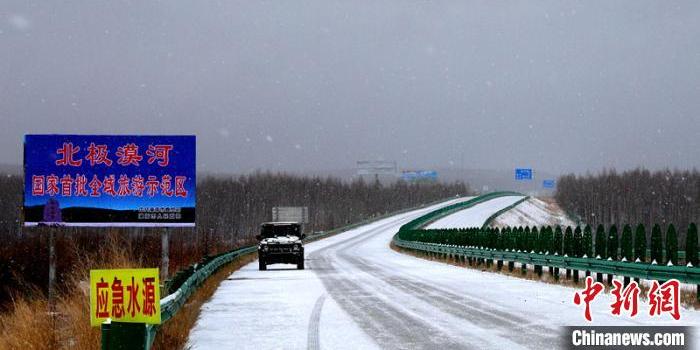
<box><xmin>256</xmin><ymin>222</ymin><xmax>306</xmax><ymax>270</ymax></box>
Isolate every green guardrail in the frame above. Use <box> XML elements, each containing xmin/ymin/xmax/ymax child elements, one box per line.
<box><xmin>101</xmin><ymin>245</ymin><xmax>257</xmax><ymax>349</ymax></box>
<box><xmin>393</xmin><ymin>194</ymin><xmax>700</xmax><ymax>301</ymax></box>
<box><xmin>399</xmin><ymin>191</ymin><xmax>525</xmax><ymax>232</ymax></box>
<box><xmin>101</xmin><ymin>195</ymin><xmax>470</xmax><ymax>349</ymax></box>
<box><xmin>393</xmin><ymin>238</ymin><xmax>700</xmax><ymax>285</ymax></box>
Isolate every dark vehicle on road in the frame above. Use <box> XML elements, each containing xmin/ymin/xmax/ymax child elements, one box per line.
<box><xmin>256</xmin><ymin>222</ymin><xmax>305</xmax><ymax>270</ymax></box>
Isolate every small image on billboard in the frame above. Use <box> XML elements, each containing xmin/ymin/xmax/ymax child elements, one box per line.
<box><xmin>23</xmin><ymin>135</ymin><xmax>196</xmax><ymax>227</ymax></box>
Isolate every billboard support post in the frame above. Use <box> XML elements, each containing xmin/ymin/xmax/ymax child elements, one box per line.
<box><xmin>161</xmin><ymin>229</ymin><xmax>169</xmax><ymax>282</ymax></box>
<box><xmin>48</xmin><ymin>228</ymin><xmax>57</xmax><ymax>346</ymax></box>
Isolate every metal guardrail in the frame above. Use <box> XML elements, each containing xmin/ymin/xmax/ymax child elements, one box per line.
<box><xmin>399</xmin><ymin>191</ymin><xmax>524</xmax><ymax>232</ymax></box>
<box><xmin>393</xmin><ymin>192</ymin><xmax>699</xmax><ymax>301</ymax></box>
<box><xmin>101</xmin><ymin>245</ymin><xmax>257</xmax><ymax>349</ymax></box>
<box><xmin>394</xmin><ymin>238</ymin><xmax>700</xmax><ymax>285</ymax></box>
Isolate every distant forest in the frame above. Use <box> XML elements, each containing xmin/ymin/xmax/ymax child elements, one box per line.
<box><xmin>0</xmin><ymin>172</ymin><xmax>470</xmax><ymax>308</ymax></box>
<box><xmin>556</xmin><ymin>168</ymin><xmax>699</xmax><ymax>235</ymax></box>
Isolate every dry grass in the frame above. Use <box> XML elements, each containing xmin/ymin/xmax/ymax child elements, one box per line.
<box><xmin>0</xmin><ymin>296</ymin><xmax>56</xmax><ymax>350</ymax></box>
<box><xmin>153</xmin><ymin>252</ymin><xmax>256</xmax><ymax>350</ymax></box>
<box><xmin>0</xmin><ymin>233</ymin><xmax>141</xmax><ymax>350</ymax></box>
<box><xmin>0</xmin><ymin>232</ymin><xmax>256</xmax><ymax>350</ymax></box>
<box><xmin>391</xmin><ymin>243</ymin><xmax>700</xmax><ymax>309</ymax></box>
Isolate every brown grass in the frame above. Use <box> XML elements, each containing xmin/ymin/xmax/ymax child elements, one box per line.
<box><xmin>391</xmin><ymin>243</ymin><xmax>700</xmax><ymax>309</ymax></box>
<box><xmin>0</xmin><ymin>233</ymin><xmax>142</xmax><ymax>350</ymax></box>
<box><xmin>0</xmin><ymin>230</ymin><xmax>256</xmax><ymax>350</ymax></box>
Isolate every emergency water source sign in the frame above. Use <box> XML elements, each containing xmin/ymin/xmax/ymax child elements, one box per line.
<box><xmin>90</xmin><ymin>268</ymin><xmax>161</xmax><ymax>326</ymax></box>
<box><xmin>23</xmin><ymin>135</ymin><xmax>196</xmax><ymax>227</ymax></box>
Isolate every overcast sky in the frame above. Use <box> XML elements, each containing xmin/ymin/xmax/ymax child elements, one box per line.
<box><xmin>2</xmin><ymin>1</ymin><xmax>699</xmax><ymax>175</ymax></box>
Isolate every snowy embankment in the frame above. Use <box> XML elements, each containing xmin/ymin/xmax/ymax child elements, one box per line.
<box><xmin>490</xmin><ymin>197</ymin><xmax>576</xmax><ymax>229</ymax></box>
<box><xmin>425</xmin><ymin>195</ymin><xmax>525</xmax><ymax>229</ymax></box>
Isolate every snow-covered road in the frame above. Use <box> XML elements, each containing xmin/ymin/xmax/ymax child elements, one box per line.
<box><xmin>426</xmin><ymin>195</ymin><xmax>525</xmax><ymax>229</ymax></box>
<box><xmin>187</xmin><ymin>196</ymin><xmax>698</xmax><ymax>350</ymax></box>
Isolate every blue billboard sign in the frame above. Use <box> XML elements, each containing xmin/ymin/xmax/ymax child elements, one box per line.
<box><xmin>515</xmin><ymin>168</ymin><xmax>533</xmax><ymax>180</ymax></box>
<box><xmin>401</xmin><ymin>170</ymin><xmax>438</xmax><ymax>182</ymax></box>
<box><xmin>542</xmin><ymin>179</ymin><xmax>556</xmax><ymax>188</ymax></box>
<box><xmin>24</xmin><ymin>135</ymin><xmax>196</xmax><ymax>227</ymax></box>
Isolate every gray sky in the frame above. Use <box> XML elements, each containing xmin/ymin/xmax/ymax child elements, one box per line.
<box><xmin>2</xmin><ymin>1</ymin><xmax>699</xmax><ymax>175</ymax></box>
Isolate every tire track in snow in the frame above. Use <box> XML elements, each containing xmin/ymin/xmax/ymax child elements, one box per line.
<box><xmin>307</xmin><ymin>293</ymin><xmax>326</xmax><ymax>350</ymax></box>
<box><xmin>310</xmin><ymin>217</ymin><xmax>481</xmax><ymax>349</ymax></box>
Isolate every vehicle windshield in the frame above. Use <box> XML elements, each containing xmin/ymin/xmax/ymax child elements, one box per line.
<box><xmin>260</xmin><ymin>224</ymin><xmax>301</xmax><ymax>238</ymax></box>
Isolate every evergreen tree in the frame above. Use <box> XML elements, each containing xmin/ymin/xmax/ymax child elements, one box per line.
<box><xmin>650</xmin><ymin>224</ymin><xmax>663</xmax><ymax>264</ymax></box>
<box><xmin>582</xmin><ymin>225</ymin><xmax>593</xmax><ymax>258</ymax></box>
<box><xmin>541</xmin><ymin>226</ymin><xmax>552</xmax><ymax>253</ymax></box>
<box><xmin>553</xmin><ymin>226</ymin><xmax>563</xmax><ymax>255</ymax></box>
<box><xmin>634</xmin><ymin>223</ymin><xmax>647</xmax><ymax>262</ymax></box>
<box><xmin>524</xmin><ymin>226</ymin><xmax>532</xmax><ymax>252</ymax></box>
<box><xmin>620</xmin><ymin>224</ymin><xmax>633</xmax><ymax>261</ymax></box>
<box><xmin>564</xmin><ymin>226</ymin><xmax>573</xmax><ymax>256</ymax></box>
<box><xmin>532</xmin><ymin>226</ymin><xmax>540</xmax><ymax>253</ymax></box>
<box><xmin>686</xmin><ymin>223</ymin><xmax>698</xmax><ymax>267</ymax></box>
<box><xmin>573</xmin><ymin>226</ymin><xmax>583</xmax><ymax>257</ymax></box>
<box><xmin>665</xmin><ymin>224</ymin><xmax>678</xmax><ymax>265</ymax></box>
<box><xmin>595</xmin><ymin>224</ymin><xmax>607</xmax><ymax>259</ymax></box>
<box><xmin>607</xmin><ymin>225</ymin><xmax>619</xmax><ymax>260</ymax></box>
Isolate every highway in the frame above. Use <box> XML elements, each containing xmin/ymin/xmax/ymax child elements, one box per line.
<box><xmin>187</xmin><ymin>197</ymin><xmax>698</xmax><ymax>350</ymax></box>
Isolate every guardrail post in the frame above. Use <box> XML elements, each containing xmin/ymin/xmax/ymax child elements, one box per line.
<box><xmin>607</xmin><ymin>273</ymin><xmax>613</xmax><ymax>285</ymax></box>
<box><xmin>497</xmin><ymin>259</ymin><xmax>503</xmax><ymax>271</ymax></box>
<box><xmin>101</xmin><ymin>322</ymin><xmax>110</xmax><ymax>350</ymax></box>
<box><xmin>566</xmin><ymin>268</ymin><xmax>571</xmax><ymax>280</ymax></box>
<box><xmin>596</xmin><ymin>272</ymin><xmax>603</xmax><ymax>283</ymax></box>
<box><xmin>106</xmin><ymin>322</ymin><xmax>150</xmax><ymax>350</ymax></box>
<box><xmin>623</xmin><ymin>276</ymin><xmax>630</xmax><ymax>287</ymax></box>
<box><xmin>521</xmin><ymin>262</ymin><xmax>527</xmax><ymax>275</ymax></box>
<box><xmin>548</xmin><ymin>266</ymin><xmax>554</xmax><ymax>276</ymax></box>
<box><xmin>508</xmin><ymin>261</ymin><xmax>514</xmax><ymax>272</ymax></box>
<box><xmin>573</xmin><ymin>270</ymin><xmax>579</xmax><ymax>284</ymax></box>
<box><xmin>697</xmin><ymin>285</ymin><xmax>699</xmax><ymax>303</ymax></box>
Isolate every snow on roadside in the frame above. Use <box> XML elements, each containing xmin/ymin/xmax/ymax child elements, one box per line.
<box><xmin>425</xmin><ymin>195</ymin><xmax>525</xmax><ymax>229</ymax></box>
<box><xmin>490</xmin><ymin>197</ymin><xmax>576</xmax><ymax>229</ymax></box>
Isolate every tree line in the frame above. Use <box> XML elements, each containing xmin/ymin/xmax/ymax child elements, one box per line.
<box><xmin>398</xmin><ymin>223</ymin><xmax>698</xmax><ymax>267</ymax></box>
<box><xmin>555</xmin><ymin>168</ymin><xmax>699</xmax><ymax>236</ymax></box>
<box><xmin>0</xmin><ymin>172</ymin><xmax>470</xmax><ymax>309</ymax></box>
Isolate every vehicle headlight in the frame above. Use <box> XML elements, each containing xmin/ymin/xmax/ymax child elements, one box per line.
<box><xmin>293</xmin><ymin>244</ymin><xmax>300</xmax><ymax>251</ymax></box>
<box><xmin>262</xmin><ymin>245</ymin><xmax>269</xmax><ymax>252</ymax></box>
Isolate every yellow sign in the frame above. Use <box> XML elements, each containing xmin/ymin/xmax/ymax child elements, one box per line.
<box><xmin>89</xmin><ymin>268</ymin><xmax>161</xmax><ymax>326</ymax></box>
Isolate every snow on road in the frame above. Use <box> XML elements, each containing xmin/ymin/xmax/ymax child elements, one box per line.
<box><xmin>490</xmin><ymin>197</ymin><xmax>576</xmax><ymax>229</ymax></box>
<box><xmin>425</xmin><ymin>195</ymin><xmax>525</xmax><ymax>229</ymax></box>
<box><xmin>187</xmin><ymin>196</ymin><xmax>699</xmax><ymax>350</ymax></box>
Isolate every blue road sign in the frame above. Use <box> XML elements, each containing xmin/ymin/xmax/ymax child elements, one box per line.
<box><xmin>515</xmin><ymin>168</ymin><xmax>533</xmax><ymax>180</ymax></box>
<box><xmin>401</xmin><ymin>170</ymin><xmax>438</xmax><ymax>182</ymax></box>
<box><xmin>24</xmin><ymin>135</ymin><xmax>196</xmax><ymax>227</ymax></box>
<box><xmin>542</xmin><ymin>179</ymin><xmax>556</xmax><ymax>188</ymax></box>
